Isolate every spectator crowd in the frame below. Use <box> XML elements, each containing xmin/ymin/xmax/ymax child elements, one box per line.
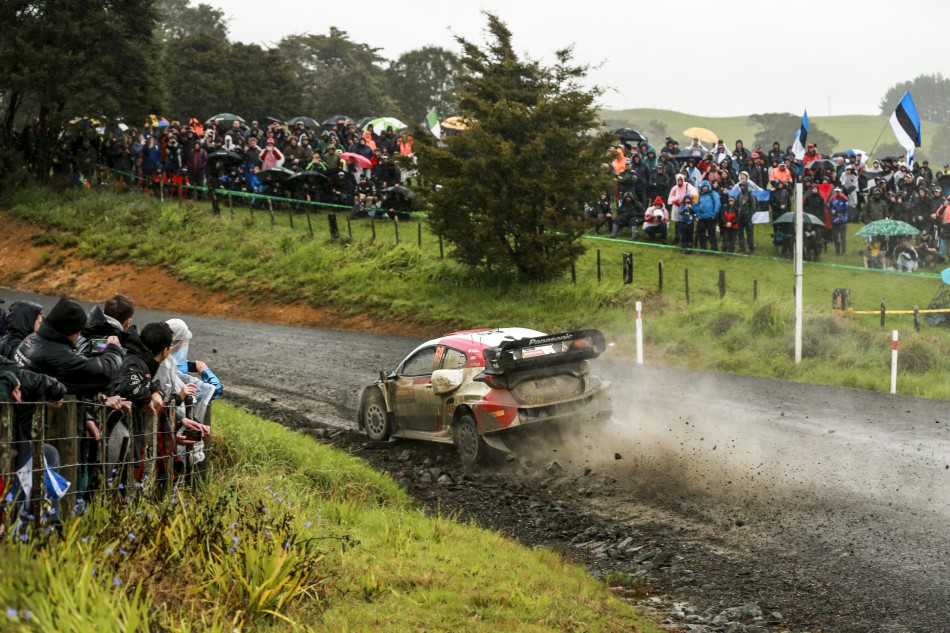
<box><xmin>0</xmin><ymin>294</ymin><xmax>222</xmax><ymax>534</ymax></box>
<box><xmin>16</xmin><ymin>115</ymin><xmax>418</xmax><ymax>220</ymax></box>
<box><xmin>591</xmin><ymin>134</ymin><xmax>950</xmax><ymax>270</ymax></box>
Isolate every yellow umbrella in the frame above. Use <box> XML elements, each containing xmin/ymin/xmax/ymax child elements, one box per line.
<box><xmin>442</xmin><ymin>116</ymin><xmax>471</xmax><ymax>131</ymax></box>
<box><xmin>683</xmin><ymin>127</ymin><xmax>718</xmax><ymax>144</ymax></box>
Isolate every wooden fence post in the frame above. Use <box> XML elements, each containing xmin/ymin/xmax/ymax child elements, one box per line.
<box><xmin>623</xmin><ymin>252</ymin><xmax>633</xmax><ymax>285</ymax></box>
<box><xmin>914</xmin><ymin>306</ymin><xmax>920</xmax><ymax>333</ymax></box>
<box><xmin>267</xmin><ymin>197</ymin><xmax>275</xmax><ymax>227</ymax></box>
<box><xmin>0</xmin><ymin>405</ymin><xmax>11</xmax><ymax>507</ymax></box>
<box><xmin>305</xmin><ymin>208</ymin><xmax>314</xmax><ymax>238</ymax></box>
<box><xmin>597</xmin><ymin>249</ymin><xmax>602</xmax><ymax>284</ymax></box>
<box><xmin>328</xmin><ymin>213</ymin><xmax>340</xmax><ymax>239</ymax></box>
<box><xmin>31</xmin><ymin>407</ymin><xmax>46</xmax><ymax>528</ymax></box>
<box><xmin>685</xmin><ymin>268</ymin><xmax>690</xmax><ymax>304</ymax></box>
<box><xmin>754</xmin><ymin>279</ymin><xmax>758</xmax><ymax>303</ymax></box>
<box><xmin>417</xmin><ymin>223</ymin><xmax>422</xmax><ymax>248</ymax></box>
<box><xmin>394</xmin><ymin>220</ymin><xmax>400</xmax><ymax>244</ymax></box>
<box><xmin>718</xmin><ymin>270</ymin><xmax>726</xmax><ymax>298</ymax></box>
<box><xmin>880</xmin><ymin>299</ymin><xmax>886</xmax><ymax>329</ymax></box>
<box><xmin>370</xmin><ymin>218</ymin><xmax>376</xmax><ymax>241</ymax></box>
<box><xmin>658</xmin><ymin>260</ymin><xmax>664</xmax><ymax>293</ymax></box>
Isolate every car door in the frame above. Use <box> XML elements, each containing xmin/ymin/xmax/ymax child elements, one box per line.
<box><xmin>392</xmin><ymin>345</ymin><xmax>441</xmax><ymax>432</ymax></box>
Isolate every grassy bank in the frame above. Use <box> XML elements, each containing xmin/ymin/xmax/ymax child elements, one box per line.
<box><xmin>3</xmin><ymin>185</ymin><xmax>950</xmax><ymax>398</ymax></box>
<box><xmin>0</xmin><ymin>403</ymin><xmax>655</xmax><ymax>632</ymax></box>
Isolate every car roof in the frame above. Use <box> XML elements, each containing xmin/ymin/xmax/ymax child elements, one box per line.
<box><xmin>432</xmin><ymin>327</ymin><xmax>547</xmax><ymax>353</ymax></box>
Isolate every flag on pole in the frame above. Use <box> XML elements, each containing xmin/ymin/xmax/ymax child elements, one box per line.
<box><xmin>889</xmin><ymin>91</ymin><xmax>921</xmax><ymax>167</ymax></box>
<box><xmin>16</xmin><ymin>457</ymin><xmax>71</xmax><ymax>500</ymax></box>
<box><xmin>424</xmin><ymin>107</ymin><xmax>441</xmax><ymax>140</ymax></box>
<box><xmin>791</xmin><ymin>111</ymin><xmax>809</xmax><ymax>161</ymax></box>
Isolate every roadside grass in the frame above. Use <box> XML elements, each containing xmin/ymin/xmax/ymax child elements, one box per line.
<box><xmin>4</xmin><ymin>184</ymin><xmax>950</xmax><ymax>398</ymax></box>
<box><xmin>0</xmin><ymin>404</ymin><xmax>657</xmax><ymax>632</ymax></box>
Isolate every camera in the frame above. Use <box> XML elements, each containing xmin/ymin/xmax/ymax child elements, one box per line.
<box><xmin>180</xmin><ymin>428</ymin><xmax>202</xmax><ymax>442</ymax></box>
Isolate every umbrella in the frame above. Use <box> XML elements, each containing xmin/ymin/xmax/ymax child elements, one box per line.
<box><xmin>257</xmin><ymin>167</ymin><xmax>295</xmax><ymax>185</ymax></box>
<box><xmin>442</xmin><ymin>116</ymin><xmax>470</xmax><ymax>131</ymax></box>
<box><xmin>613</xmin><ymin>127</ymin><xmax>646</xmax><ymax>142</ymax></box>
<box><xmin>773</xmin><ymin>212</ymin><xmax>825</xmax><ymax>226</ymax></box>
<box><xmin>683</xmin><ymin>127</ymin><xmax>718</xmax><ymax>144</ymax></box>
<box><xmin>675</xmin><ymin>148</ymin><xmax>706</xmax><ymax>161</ymax></box>
<box><xmin>363</xmin><ymin>116</ymin><xmax>408</xmax><ymax>133</ymax></box>
<box><xmin>207</xmin><ymin>149</ymin><xmax>243</xmax><ymax>166</ymax></box>
<box><xmin>942</xmin><ymin>267</ymin><xmax>950</xmax><ymax>285</ymax></box>
<box><xmin>341</xmin><ymin>152</ymin><xmax>373</xmax><ymax>169</ymax></box>
<box><xmin>288</xmin><ymin>116</ymin><xmax>319</xmax><ymax>129</ymax></box>
<box><xmin>322</xmin><ymin>115</ymin><xmax>353</xmax><ymax>127</ymax></box>
<box><xmin>381</xmin><ymin>184</ymin><xmax>414</xmax><ymax>198</ymax></box>
<box><xmin>831</xmin><ymin>149</ymin><xmax>868</xmax><ymax>163</ymax></box>
<box><xmin>260</xmin><ymin>116</ymin><xmax>284</xmax><ymax>128</ymax></box>
<box><xmin>287</xmin><ymin>171</ymin><xmax>330</xmax><ymax>188</ymax></box>
<box><xmin>854</xmin><ymin>219</ymin><xmax>920</xmax><ymax>238</ymax></box>
<box><xmin>206</xmin><ymin>113</ymin><xmax>246</xmax><ymax>125</ymax></box>
<box><xmin>804</xmin><ymin>159</ymin><xmax>836</xmax><ymax>173</ymax></box>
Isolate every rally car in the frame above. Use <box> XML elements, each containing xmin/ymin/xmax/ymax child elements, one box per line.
<box><xmin>357</xmin><ymin>327</ymin><xmax>612</xmax><ymax>464</ymax></box>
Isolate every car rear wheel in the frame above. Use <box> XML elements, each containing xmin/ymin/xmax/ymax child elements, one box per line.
<box><xmin>362</xmin><ymin>390</ymin><xmax>391</xmax><ymax>441</ymax></box>
<box><xmin>454</xmin><ymin>413</ymin><xmax>484</xmax><ymax>465</ymax></box>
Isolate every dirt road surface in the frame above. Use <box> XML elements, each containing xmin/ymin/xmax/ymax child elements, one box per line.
<box><xmin>3</xmin><ymin>289</ymin><xmax>948</xmax><ymax>632</ymax></box>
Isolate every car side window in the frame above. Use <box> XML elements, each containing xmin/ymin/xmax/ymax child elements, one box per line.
<box><xmin>401</xmin><ymin>346</ymin><xmax>438</xmax><ymax>376</ymax></box>
<box><xmin>441</xmin><ymin>347</ymin><xmax>467</xmax><ymax>370</ymax></box>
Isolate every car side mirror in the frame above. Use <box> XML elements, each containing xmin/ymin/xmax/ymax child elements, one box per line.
<box><xmin>431</xmin><ymin>369</ymin><xmax>464</xmax><ymax>395</ymax></box>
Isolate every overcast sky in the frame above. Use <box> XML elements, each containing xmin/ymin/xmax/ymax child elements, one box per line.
<box><xmin>203</xmin><ymin>0</ymin><xmax>946</xmax><ymax>118</ymax></box>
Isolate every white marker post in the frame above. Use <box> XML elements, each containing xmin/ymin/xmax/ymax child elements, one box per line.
<box><xmin>890</xmin><ymin>330</ymin><xmax>899</xmax><ymax>394</ymax></box>
<box><xmin>635</xmin><ymin>301</ymin><xmax>644</xmax><ymax>365</ymax></box>
<box><xmin>794</xmin><ymin>182</ymin><xmax>804</xmax><ymax>365</ymax></box>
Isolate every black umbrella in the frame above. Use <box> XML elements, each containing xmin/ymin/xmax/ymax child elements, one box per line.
<box><xmin>804</xmin><ymin>159</ymin><xmax>836</xmax><ymax>173</ymax></box>
<box><xmin>322</xmin><ymin>115</ymin><xmax>353</xmax><ymax>127</ymax></box>
<box><xmin>257</xmin><ymin>167</ymin><xmax>294</xmax><ymax>185</ymax></box>
<box><xmin>288</xmin><ymin>116</ymin><xmax>319</xmax><ymax>129</ymax></box>
<box><xmin>675</xmin><ymin>148</ymin><xmax>705</xmax><ymax>161</ymax></box>
<box><xmin>287</xmin><ymin>171</ymin><xmax>330</xmax><ymax>189</ymax></box>
<box><xmin>381</xmin><ymin>184</ymin><xmax>415</xmax><ymax>198</ymax></box>
<box><xmin>207</xmin><ymin>149</ymin><xmax>243</xmax><ymax>166</ymax></box>
<box><xmin>260</xmin><ymin>116</ymin><xmax>283</xmax><ymax>128</ymax></box>
<box><xmin>613</xmin><ymin>127</ymin><xmax>646</xmax><ymax>142</ymax></box>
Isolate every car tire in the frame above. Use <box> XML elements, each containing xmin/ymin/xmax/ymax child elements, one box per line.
<box><xmin>454</xmin><ymin>413</ymin><xmax>484</xmax><ymax>465</ymax></box>
<box><xmin>362</xmin><ymin>390</ymin><xmax>391</xmax><ymax>441</ymax></box>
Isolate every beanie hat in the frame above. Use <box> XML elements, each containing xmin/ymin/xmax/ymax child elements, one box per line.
<box><xmin>45</xmin><ymin>297</ymin><xmax>87</xmax><ymax>336</ymax></box>
<box><xmin>0</xmin><ymin>371</ymin><xmax>18</xmax><ymax>402</ymax></box>
<box><xmin>653</xmin><ymin>196</ymin><xmax>664</xmax><ymax>206</ymax></box>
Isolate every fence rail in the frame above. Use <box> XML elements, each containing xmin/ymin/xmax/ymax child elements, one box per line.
<box><xmin>0</xmin><ymin>397</ymin><xmax>211</xmax><ymax>534</ymax></box>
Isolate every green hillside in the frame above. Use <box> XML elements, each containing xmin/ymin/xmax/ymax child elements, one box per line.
<box><xmin>602</xmin><ymin>108</ymin><xmax>942</xmax><ymax>161</ymax></box>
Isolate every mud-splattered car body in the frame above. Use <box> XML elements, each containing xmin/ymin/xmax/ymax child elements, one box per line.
<box><xmin>358</xmin><ymin>327</ymin><xmax>612</xmax><ymax>463</ymax></box>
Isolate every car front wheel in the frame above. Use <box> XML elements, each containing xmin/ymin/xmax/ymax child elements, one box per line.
<box><xmin>454</xmin><ymin>413</ymin><xmax>484</xmax><ymax>465</ymax></box>
<box><xmin>362</xmin><ymin>390</ymin><xmax>392</xmax><ymax>441</ymax></box>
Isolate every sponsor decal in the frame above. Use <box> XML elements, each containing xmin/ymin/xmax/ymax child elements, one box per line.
<box><xmin>526</xmin><ymin>333</ymin><xmax>574</xmax><ymax>346</ymax></box>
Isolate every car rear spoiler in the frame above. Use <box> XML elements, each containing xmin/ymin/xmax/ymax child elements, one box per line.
<box><xmin>482</xmin><ymin>328</ymin><xmax>606</xmax><ymax>375</ymax></box>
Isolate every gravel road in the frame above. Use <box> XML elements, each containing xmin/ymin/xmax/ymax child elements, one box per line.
<box><xmin>5</xmin><ymin>289</ymin><xmax>948</xmax><ymax>632</ymax></box>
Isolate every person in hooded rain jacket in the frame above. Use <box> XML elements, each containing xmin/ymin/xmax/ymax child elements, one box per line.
<box><xmin>678</xmin><ymin>198</ymin><xmax>698</xmax><ymax>251</ymax></box>
<box><xmin>719</xmin><ymin>198</ymin><xmax>740</xmax><ymax>253</ymax></box>
<box><xmin>828</xmin><ymin>187</ymin><xmax>850</xmax><ymax>255</ymax></box>
<box><xmin>612</xmin><ymin>193</ymin><xmax>645</xmax><ymax>239</ymax></box>
<box><xmin>0</xmin><ymin>301</ymin><xmax>43</xmax><ymax>360</ymax></box>
<box><xmin>668</xmin><ymin>174</ymin><xmax>699</xmax><ymax>244</ymax></box>
<box><xmin>735</xmin><ymin>182</ymin><xmax>757</xmax><ymax>254</ymax></box>
<box><xmin>693</xmin><ymin>180</ymin><xmax>721</xmax><ymax>251</ymax></box>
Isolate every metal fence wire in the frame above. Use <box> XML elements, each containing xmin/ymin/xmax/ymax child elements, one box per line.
<box><xmin>0</xmin><ymin>397</ymin><xmax>212</xmax><ymax>532</ymax></box>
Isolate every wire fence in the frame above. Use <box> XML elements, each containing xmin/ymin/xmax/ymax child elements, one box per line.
<box><xmin>0</xmin><ymin>397</ymin><xmax>212</xmax><ymax>534</ymax></box>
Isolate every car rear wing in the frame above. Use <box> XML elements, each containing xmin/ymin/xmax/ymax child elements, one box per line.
<box><xmin>481</xmin><ymin>328</ymin><xmax>606</xmax><ymax>375</ymax></box>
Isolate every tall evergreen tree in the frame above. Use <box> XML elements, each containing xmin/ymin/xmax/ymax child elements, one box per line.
<box><xmin>416</xmin><ymin>14</ymin><xmax>610</xmax><ymax>282</ymax></box>
<box><xmin>386</xmin><ymin>46</ymin><xmax>460</xmax><ymax>121</ymax></box>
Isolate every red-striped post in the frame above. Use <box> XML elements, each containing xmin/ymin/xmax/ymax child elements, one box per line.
<box><xmin>890</xmin><ymin>330</ymin><xmax>899</xmax><ymax>394</ymax></box>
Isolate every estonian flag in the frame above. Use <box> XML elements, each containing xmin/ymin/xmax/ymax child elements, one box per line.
<box><xmin>424</xmin><ymin>106</ymin><xmax>441</xmax><ymax>140</ymax></box>
<box><xmin>889</xmin><ymin>91</ymin><xmax>921</xmax><ymax>166</ymax></box>
<box><xmin>791</xmin><ymin>111</ymin><xmax>809</xmax><ymax>161</ymax></box>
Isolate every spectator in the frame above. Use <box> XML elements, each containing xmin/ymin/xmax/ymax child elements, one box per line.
<box><xmin>107</xmin><ymin>322</ymin><xmax>173</xmax><ymax>479</ymax></box>
<box><xmin>678</xmin><ymin>198</ymin><xmax>697</xmax><ymax>252</ymax></box>
<box><xmin>735</xmin><ymin>182</ymin><xmax>757</xmax><ymax>254</ymax></box>
<box><xmin>612</xmin><ymin>193</ymin><xmax>644</xmax><ymax>239</ymax></box>
<box><xmin>861</xmin><ymin>238</ymin><xmax>887</xmax><ymax>269</ymax></box>
<box><xmin>642</xmin><ymin>197</ymin><xmax>668</xmax><ymax>243</ymax></box>
<box><xmin>828</xmin><ymin>187</ymin><xmax>850</xmax><ymax>256</ymax></box>
<box><xmin>0</xmin><ymin>301</ymin><xmax>43</xmax><ymax>360</ymax></box>
<box><xmin>668</xmin><ymin>173</ymin><xmax>698</xmax><ymax>245</ymax></box>
<box><xmin>720</xmin><ymin>198</ymin><xmax>740</xmax><ymax>253</ymax></box>
<box><xmin>769</xmin><ymin>180</ymin><xmax>791</xmax><ymax>221</ymax></box>
<box><xmin>893</xmin><ymin>238</ymin><xmax>919</xmax><ymax>272</ymax></box>
<box><xmin>862</xmin><ymin>188</ymin><xmax>890</xmax><ymax>223</ymax></box>
<box><xmin>802</xmin><ymin>143</ymin><xmax>821</xmax><ymax>167</ymax></box>
<box><xmin>693</xmin><ymin>180</ymin><xmax>721</xmax><ymax>251</ymax></box>
<box><xmin>915</xmin><ymin>232</ymin><xmax>944</xmax><ymax>268</ymax></box>
<box><xmin>259</xmin><ymin>138</ymin><xmax>285</xmax><ymax>170</ymax></box>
